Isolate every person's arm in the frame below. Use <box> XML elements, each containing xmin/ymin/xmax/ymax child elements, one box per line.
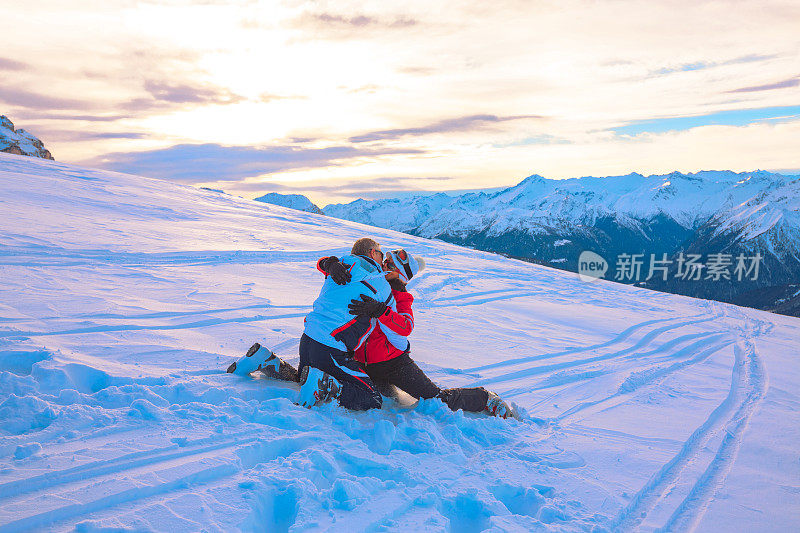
<box><xmin>317</xmin><ymin>256</ymin><xmax>351</xmax><ymax>284</ymax></box>
<box><xmin>378</xmin><ymin>290</ymin><xmax>414</xmax><ymax>336</ymax></box>
<box><xmin>316</xmin><ymin>256</ymin><xmax>332</xmax><ymax>275</ymax></box>
<box><xmin>347</xmin><ymin>291</ymin><xmax>414</xmax><ymax>337</ymax></box>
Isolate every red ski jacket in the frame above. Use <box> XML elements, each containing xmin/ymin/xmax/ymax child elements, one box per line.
<box><xmin>354</xmin><ymin>290</ymin><xmax>414</xmax><ymax>365</ymax></box>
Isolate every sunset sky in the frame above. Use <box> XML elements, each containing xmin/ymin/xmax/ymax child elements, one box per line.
<box><xmin>2</xmin><ymin>0</ymin><xmax>799</xmax><ymax>205</ymax></box>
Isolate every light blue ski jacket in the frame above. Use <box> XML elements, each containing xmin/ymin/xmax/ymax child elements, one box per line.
<box><xmin>304</xmin><ymin>254</ymin><xmax>394</xmax><ymax>352</ymax></box>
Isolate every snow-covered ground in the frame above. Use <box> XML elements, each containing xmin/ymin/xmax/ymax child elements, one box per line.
<box><xmin>0</xmin><ymin>153</ymin><xmax>798</xmax><ymax>532</ymax></box>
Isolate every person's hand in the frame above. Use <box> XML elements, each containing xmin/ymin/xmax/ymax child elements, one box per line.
<box><xmin>388</xmin><ymin>277</ymin><xmax>407</xmax><ymax>292</ymax></box>
<box><xmin>348</xmin><ymin>294</ymin><xmax>388</xmax><ymax>318</ymax></box>
<box><xmin>327</xmin><ymin>260</ymin><xmax>351</xmax><ymax>285</ymax></box>
<box><xmin>320</xmin><ymin>256</ymin><xmax>351</xmax><ymax>285</ymax></box>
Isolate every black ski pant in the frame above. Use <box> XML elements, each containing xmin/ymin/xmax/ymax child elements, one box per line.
<box><xmin>298</xmin><ymin>334</ymin><xmax>382</xmax><ymax>411</ymax></box>
<box><xmin>363</xmin><ymin>352</ymin><xmax>489</xmax><ymax>413</ymax></box>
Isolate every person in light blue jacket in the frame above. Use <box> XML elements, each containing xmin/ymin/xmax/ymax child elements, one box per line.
<box><xmin>297</xmin><ymin>237</ymin><xmax>392</xmax><ymax>410</ymax></box>
<box><xmin>303</xmin><ymin>253</ymin><xmax>393</xmax><ymax>353</ymax></box>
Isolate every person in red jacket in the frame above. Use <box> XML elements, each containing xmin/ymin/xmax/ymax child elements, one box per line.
<box><xmin>321</xmin><ymin>249</ymin><xmax>515</xmax><ymax>418</ymax></box>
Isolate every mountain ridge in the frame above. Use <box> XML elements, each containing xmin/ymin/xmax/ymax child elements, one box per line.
<box><xmin>254</xmin><ymin>192</ymin><xmax>323</xmax><ymax>214</ymax></box>
<box><xmin>320</xmin><ymin>169</ymin><xmax>800</xmax><ymax>316</ymax></box>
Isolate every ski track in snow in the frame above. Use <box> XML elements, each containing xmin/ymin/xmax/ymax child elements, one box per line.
<box><xmin>0</xmin><ymin>311</ymin><xmax>310</xmax><ymax>339</ymax></box>
<box><xmin>611</xmin><ymin>304</ymin><xmax>769</xmax><ymax>532</ymax></box>
<box><xmin>463</xmin><ymin>313</ymin><xmax>708</xmax><ymax>372</ymax></box>
<box><xmin>474</xmin><ymin>314</ymin><xmax>722</xmax><ymax>388</ymax></box>
<box><xmin>0</xmin><ymin>155</ymin><xmax>797</xmax><ymax>532</ymax></box>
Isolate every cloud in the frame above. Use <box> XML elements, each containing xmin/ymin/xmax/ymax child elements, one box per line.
<box><xmin>86</xmin><ymin>143</ymin><xmax>425</xmax><ymax>183</ymax></box>
<box><xmin>492</xmin><ymin>134</ymin><xmax>572</xmax><ymax>148</ymax></box>
<box><xmin>12</xmin><ymin>111</ymin><xmax>132</xmax><ymax>122</ymax></box>
<box><xmin>611</xmin><ymin>105</ymin><xmax>800</xmax><ymax>136</ymax></box>
<box><xmin>727</xmin><ymin>76</ymin><xmax>800</xmax><ymax>93</ymax></box>
<box><xmin>259</xmin><ymin>93</ymin><xmax>306</xmax><ymax>103</ymax></box>
<box><xmin>92</xmin><ymin>132</ymin><xmax>147</xmax><ymax>139</ymax></box>
<box><xmin>36</xmin><ymin>129</ymin><xmax>148</xmax><ymax>142</ymax></box>
<box><xmin>651</xmin><ymin>62</ymin><xmax>711</xmax><ymax>76</ymax></box>
<box><xmin>650</xmin><ymin>54</ymin><xmax>777</xmax><ymax>77</ymax></box>
<box><xmin>230</xmin><ymin>175</ymin><xmax>453</xmax><ymax>195</ymax></box>
<box><xmin>117</xmin><ymin>98</ymin><xmax>164</xmax><ymax>112</ymax></box>
<box><xmin>311</xmin><ymin>12</ymin><xmax>417</xmax><ymax>28</ymax></box>
<box><xmin>221</xmin><ymin>175</ymin><xmax>461</xmax><ymax>204</ymax></box>
<box><xmin>143</xmin><ymin>80</ymin><xmax>244</xmax><ymax>105</ymax></box>
<box><xmin>0</xmin><ymin>87</ymin><xmax>99</xmax><ymax>111</ymax></box>
<box><xmin>4</xmin><ymin>0</ymin><xmax>796</xmax><ymax>193</ymax></box>
<box><xmin>345</xmin><ymin>84</ymin><xmax>381</xmax><ymax>94</ymax></box>
<box><xmin>101</xmin><ymin>80</ymin><xmax>245</xmax><ymax>114</ymax></box>
<box><xmin>349</xmin><ymin>114</ymin><xmax>543</xmax><ymax>143</ymax></box>
<box><xmin>601</xmin><ymin>59</ymin><xmax>635</xmax><ymax>67</ymax></box>
<box><xmin>0</xmin><ymin>57</ymin><xmax>28</xmax><ymax>71</ymax></box>
<box><xmin>0</xmin><ymin>77</ymin><xmax>243</xmax><ymax>116</ymax></box>
<box><xmin>397</xmin><ymin>66</ymin><xmax>437</xmax><ymax>76</ymax></box>
<box><xmin>290</xmin><ymin>10</ymin><xmax>418</xmax><ymax>39</ymax></box>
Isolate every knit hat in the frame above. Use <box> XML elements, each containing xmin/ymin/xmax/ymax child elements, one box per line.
<box><xmin>386</xmin><ymin>249</ymin><xmax>425</xmax><ymax>283</ymax></box>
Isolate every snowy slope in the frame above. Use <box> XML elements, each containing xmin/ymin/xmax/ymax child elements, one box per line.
<box><xmin>0</xmin><ymin>153</ymin><xmax>798</xmax><ymax>532</ymax></box>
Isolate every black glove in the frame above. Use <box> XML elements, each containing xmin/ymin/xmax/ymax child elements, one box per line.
<box><xmin>388</xmin><ymin>277</ymin><xmax>407</xmax><ymax>292</ymax></box>
<box><xmin>348</xmin><ymin>294</ymin><xmax>388</xmax><ymax>318</ymax></box>
<box><xmin>319</xmin><ymin>256</ymin><xmax>351</xmax><ymax>285</ymax></box>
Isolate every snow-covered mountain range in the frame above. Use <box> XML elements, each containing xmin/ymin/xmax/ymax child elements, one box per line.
<box><xmin>324</xmin><ymin>170</ymin><xmax>795</xmax><ymax>243</ymax></box>
<box><xmin>0</xmin><ymin>115</ymin><xmax>53</xmax><ymax>160</ymax></box>
<box><xmin>254</xmin><ymin>192</ymin><xmax>322</xmax><ymax>214</ymax></box>
<box><xmin>321</xmin><ymin>171</ymin><xmax>800</xmax><ymax>315</ymax></box>
<box><xmin>1</xmin><ymin>152</ymin><xmax>798</xmax><ymax>531</ymax></box>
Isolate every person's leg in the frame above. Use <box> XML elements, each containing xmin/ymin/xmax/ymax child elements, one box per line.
<box><xmin>439</xmin><ymin>387</ymin><xmax>490</xmax><ymax>413</ymax></box>
<box><xmin>260</xmin><ymin>358</ymin><xmax>300</xmax><ymax>382</ymax></box>
<box><xmin>329</xmin><ymin>352</ymin><xmax>383</xmax><ymax>410</ymax></box>
<box><xmin>298</xmin><ymin>334</ymin><xmax>312</xmax><ymax>374</ymax></box>
<box><xmin>377</xmin><ymin>353</ymin><xmax>491</xmax><ymax>413</ymax></box>
<box><xmin>364</xmin><ymin>375</ymin><xmax>394</xmax><ymax>398</ymax></box>
<box><xmin>372</xmin><ymin>353</ymin><xmax>443</xmax><ymax>400</ymax></box>
<box><xmin>363</xmin><ymin>356</ymin><xmax>417</xmax><ymax>399</ymax></box>
<box><xmin>299</xmin><ymin>334</ymin><xmax>382</xmax><ymax>411</ymax></box>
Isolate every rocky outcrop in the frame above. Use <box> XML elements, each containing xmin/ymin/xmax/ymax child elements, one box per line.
<box><xmin>0</xmin><ymin>115</ymin><xmax>54</xmax><ymax>160</ymax></box>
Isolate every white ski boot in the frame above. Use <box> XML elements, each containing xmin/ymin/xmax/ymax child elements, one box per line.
<box><xmin>298</xmin><ymin>366</ymin><xmax>342</xmax><ymax>408</ymax></box>
<box><xmin>227</xmin><ymin>342</ymin><xmax>298</xmax><ymax>381</ymax></box>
